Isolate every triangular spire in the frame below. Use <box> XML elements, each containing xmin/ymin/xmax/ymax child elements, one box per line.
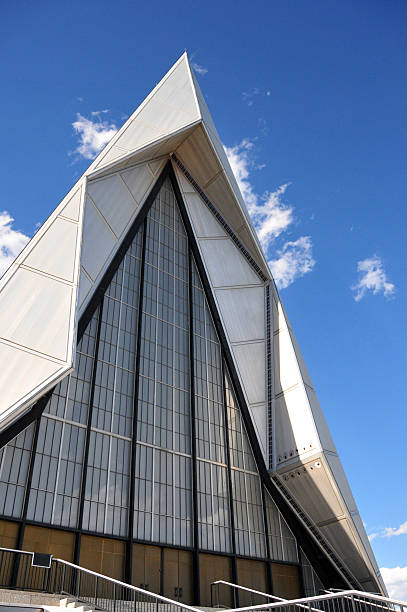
<box><xmin>87</xmin><ymin>53</ymin><xmax>201</xmax><ymax>173</ymax></box>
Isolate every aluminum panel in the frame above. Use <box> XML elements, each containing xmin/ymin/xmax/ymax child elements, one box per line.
<box><xmin>199</xmin><ymin>238</ymin><xmax>262</xmax><ymax>287</ymax></box>
<box><xmin>174</xmin><ymin>165</ymin><xmax>195</xmax><ymax>193</ymax></box>
<box><xmin>183</xmin><ymin>192</ymin><xmax>227</xmax><ymax>238</ymax></box>
<box><xmin>61</xmin><ymin>188</ymin><xmax>81</xmax><ymax>221</ymax></box>
<box><xmin>23</xmin><ymin>217</ymin><xmax>78</xmax><ymax>282</ymax></box>
<box><xmin>81</xmin><ymin>198</ymin><xmax>117</xmax><ymax>281</ymax></box>
<box><xmin>0</xmin><ymin>268</ymin><xmax>72</xmax><ymax>361</ymax></box>
<box><xmin>92</xmin><ymin>55</ymin><xmax>199</xmax><ymax>172</ymax></box>
<box><xmin>120</xmin><ymin>163</ymin><xmax>155</xmax><ymax>206</ymax></box>
<box><xmin>319</xmin><ymin>520</ymin><xmax>374</xmax><ymax>584</ymax></box>
<box><xmin>114</xmin><ymin>118</ymin><xmax>163</xmax><ymax>155</ymax></box>
<box><xmin>214</xmin><ymin>286</ymin><xmax>265</xmax><ymax>343</ymax></box>
<box><xmin>248</xmin><ymin>402</ymin><xmax>267</xmax><ymax>457</ymax></box>
<box><xmin>176</xmin><ymin>127</ymin><xmax>220</xmax><ymax>188</ymax></box>
<box><xmin>273</xmin><ymin>327</ymin><xmax>303</xmax><ymax>395</ymax></box>
<box><xmin>280</xmin><ymin>458</ymin><xmax>345</xmax><ymax>523</ymax></box>
<box><xmin>148</xmin><ymin>159</ymin><xmax>165</xmax><ymax>176</ymax></box>
<box><xmin>274</xmin><ymin>386</ymin><xmax>320</xmax><ymax>462</ymax></box>
<box><xmin>0</xmin><ymin>343</ymin><xmax>63</xmax><ymax>426</ymax></box>
<box><xmin>232</xmin><ymin>341</ymin><xmax>266</xmax><ymax>405</ymax></box>
<box><xmin>78</xmin><ymin>269</ymin><xmax>92</xmax><ymax>307</ymax></box>
<box><xmin>96</xmin><ymin>145</ymin><xmax>129</xmax><ymax>167</ymax></box>
<box><xmin>87</xmin><ymin>173</ymin><xmax>137</xmax><ymax>238</ymax></box>
<box><xmin>304</xmin><ymin>386</ymin><xmax>337</xmax><ymax>453</ymax></box>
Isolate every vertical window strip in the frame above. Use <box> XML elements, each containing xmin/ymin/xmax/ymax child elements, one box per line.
<box><xmin>225</xmin><ymin>369</ymin><xmax>266</xmax><ymax>558</ymax></box>
<box><xmin>0</xmin><ymin>423</ymin><xmax>35</xmax><ymax>519</ymax></box>
<box><xmin>133</xmin><ymin>178</ymin><xmax>192</xmax><ymax>548</ymax></box>
<box><xmin>192</xmin><ymin>257</ymin><xmax>232</xmax><ymax>554</ymax></box>
<box><xmin>83</xmin><ymin>230</ymin><xmax>142</xmax><ymax>537</ymax></box>
<box><xmin>26</xmin><ymin>308</ymin><xmax>100</xmax><ymax>528</ymax></box>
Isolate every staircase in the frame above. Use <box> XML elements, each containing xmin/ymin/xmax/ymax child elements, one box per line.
<box><xmin>0</xmin><ymin>547</ymin><xmax>405</xmax><ymax>612</ymax></box>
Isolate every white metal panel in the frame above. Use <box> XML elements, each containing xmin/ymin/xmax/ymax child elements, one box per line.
<box><xmin>319</xmin><ymin>520</ymin><xmax>374</xmax><ymax>584</ymax></box>
<box><xmin>87</xmin><ymin>174</ymin><xmax>137</xmax><ymax>238</ymax></box>
<box><xmin>274</xmin><ymin>385</ymin><xmax>320</xmax><ymax>462</ymax></box>
<box><xmin>324</xmin><ymin>453</ymin><xmax>358</xmax><ymax>514</ymax></box>
<box><xmin>248</xmin><ymin>402</ymin><xmax>267</xmax><ymax>457</ymax></box>
<box><xmin>96</xmin><ymin>145</ymin><xmax>129</xmax><ymax>167</ymax></box>
<box><xmin>273</xmin><ymin>327</ymin><xmax>303</xmax><ymax>396</ymax></box>
<box><xmin>60</xmin><ymin>187</ymin><xmax>81</xmax><ymax>221</ymax></box>
<box><xmin>183</xmin><ymin>192</ymin><xmax>227</xmax><ymax>238</ymax></box>
<box><xmin>280</xmin><ymin>457</ymin><xmax>345</xmax><ymax>523</ymax></box>
<box><xmin>199</xmin><ymin>238</ymin><xmax>262</xmax><ymax>287</ymax></box>
<box><xmin>174</xmin><ymin>165</ymin><xmax>195</xmax><ymax>193</ymax></box>
<box><xmin>232</xmin><ymin>341</ymin><xmax>266</xmax><ymax>405</ymax></box>
<box><xmin>114</xmin><ymin>119</ymin><xmax>163</xmax><ymax>154</ymax></box>
<box><xmin>81</xmin><ymin>198</ymin><xmax>117</xmax><ymax>281</ymax></box>
<box><xmin>0</xmin><ymin>343</ymin><xmax>64</xmax><ymax>426</ymax></box>
<box><xmin>176</xmin><ymin>127</ymin><xmax>221</xmax><ymax>192</ymax></box>
<box><xmin>0</xmin><ymin>268</ymin><xmax>72</xmax><ymax>361</ymax></box>
<box><xmin>121</xmin><ymin>163</ymin><xmax>155</xmax><ymax>205</ymax></box>
<box><xmin>23</xmin><ymin>217</ymin><xmax>78</xmax><ymax>282</ymax></box>
<box><xmin>303</xmin><ymin>386</ymin><xmax>337</xmax><ymax>453</ymax></box>
<box><xmin>214</xmin><ymin>286</ymin><xmax>264</xmax><ymax>343</ymax></box>
<box><xmin>78</xmin><ymin>269</ymin><xmax>92</xmax><ymax>307</ymax></box>
<box><xmin>351</xmin><ymin>511</ymin><xmax>384</xmax><ymax>587</ymax></box>
<box><xmin>275</xmin><ymin>300</ymin><xmax>313</xmax><ymax>388</ymax></box>
<box><xmin>148</xmin><ymin>159</ymin><xmax>165</xmax><ymax>176</ymax></box>
<box><xmin>91</xmin><ymin>54</ymin><xmax>200</xmax><ymax>172</ymax></box>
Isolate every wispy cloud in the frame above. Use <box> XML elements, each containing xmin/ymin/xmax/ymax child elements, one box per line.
<box><xmin>368</xmin><ymin>519</ymin><xmax>407</xmax><ymax>543</ymax></box>
<box><xmin>380</xmin><ymin>566</ymin><xmax>407</xmax><ymax>600</ymax></box>
<box><xmin>72</xmin><ymin>111</ymin><xmax>118</xmax><ymax>160</ymax></box>
<box><xmin>383</xmin><ymin>520</ymin><xmax>407</xmax><ymax>538</ymax></box>
<box><xmin>191</xmin><ymin>62</ymin><xmax>208</xmax><ymax>76</ymax></box>
<box><xmin>0</xmin><ymin>212</ymin><xmax>30</xmax><ymax>277</ymax></box>
<box><xmin>352</xmin><ymin>255</ymin><xmax>395</xmax><ymax>302</ymax></box>
<box><xmin>269</xmin><ymin>236</ymin><xmax>315</xmax><ymax>290</ymax></box>
<box><xmin>224</xmin><ymin>139</ymin><xmax>315</xmax><ymax>289</ymax></box>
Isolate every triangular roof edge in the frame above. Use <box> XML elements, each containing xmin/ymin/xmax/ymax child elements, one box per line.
<box><xmin>85</xmin><ymin>52</ymin><xmax>198</xmax><ymax>175</ymax></box>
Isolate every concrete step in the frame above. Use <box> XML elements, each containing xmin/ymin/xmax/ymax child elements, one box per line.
<box><xmin>0</xmin><ymin>589</ymin><xmax>63</xmax><ymax>606</ymax></box>
<box><xmin>59</xmin><ymin>600</ymin><xmax>92</xmax><ymax>612</ymax></box>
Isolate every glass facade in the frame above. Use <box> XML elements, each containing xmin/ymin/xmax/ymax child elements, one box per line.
<box><xmin>0</xmin><ymin>172</ymin><xmax>309</xmax><ymax>596</ymax></box>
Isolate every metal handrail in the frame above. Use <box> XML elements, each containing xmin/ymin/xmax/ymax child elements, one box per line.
<box><xmin>222</xmin><ymin>590</ymin><xmax>407</xmax><ymax>612</ymax></box>
<box><xmin>53</xmin><ymin>558</ymin><xmax>202</xmax><ymax>611</ymax></box>
<box><xmin>211</xmin><ymin>580</ymin><xmax>286</xmax><ymax>602</ymax></box>
<box><xmin>209</xmin><ymin>579</ymin><xmax>325</xmax><ymax>612</ymax></box>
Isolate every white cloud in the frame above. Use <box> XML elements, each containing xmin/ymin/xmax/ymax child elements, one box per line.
<box><xmin>352</xmin><ymin>255</ymin><xmax>395</xmax><ymax>302</ymax></box>
<box><xmin>251</xmin><ymin>184</ymin><xmax>293</xmax><ymax>250</ymax></box>
<box><xmin>381</xmin><ymin>566</ymin><xmax>407</xmax><ymax>601</ymax></box>
<box><xmin>269</xmin><ymin>236</ymin><xmax>315</xmax><ymax>290</ymax></box>
<box><xmin>72</xmin><ymin>112</ymin><xmax>117</xmax><ymax>160</ymax></box>
<box><xmin>0</xmin><ymin>212</ymin><xmax>30</xmax><ymax>277</ymax></box>
<box><xmin>383</xmin><ymin>520</ymin><xmax>407</xmax><ymax>538</ymax></box>
<box><xmin>224</xmin><ymin>139</ymin><xmax>257</xmax><ymax>210</ymax></box>
<box><xmin>224</xmin><ymin>140</ymin><xmax>293</xmax><ymax>246</ymax></box>
<box><xmin>224</xmin><ymin>139</ymin><xmax>315</xmax><ymax>289</ymax></box>
<box><xmin>191</xmin><ymin>62</ymin><xmax>208</xmax><ymax>75</ymax></box>
<box><xmin>368</xmin><ymin>533</ymin><xmax>378</xmax><ymax>542</ymax></box>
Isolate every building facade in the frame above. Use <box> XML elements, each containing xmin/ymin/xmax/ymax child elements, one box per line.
<box><xmin>0</xmin><ymin>54</ymin><xmax>385</xmax><ymax>604</ymax></box>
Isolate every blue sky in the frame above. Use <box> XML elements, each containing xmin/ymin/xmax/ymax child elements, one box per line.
<box><xmin>1</xmin><ymin>0</ymin><xmax>406</xmax><ymax>598</ymax></box>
